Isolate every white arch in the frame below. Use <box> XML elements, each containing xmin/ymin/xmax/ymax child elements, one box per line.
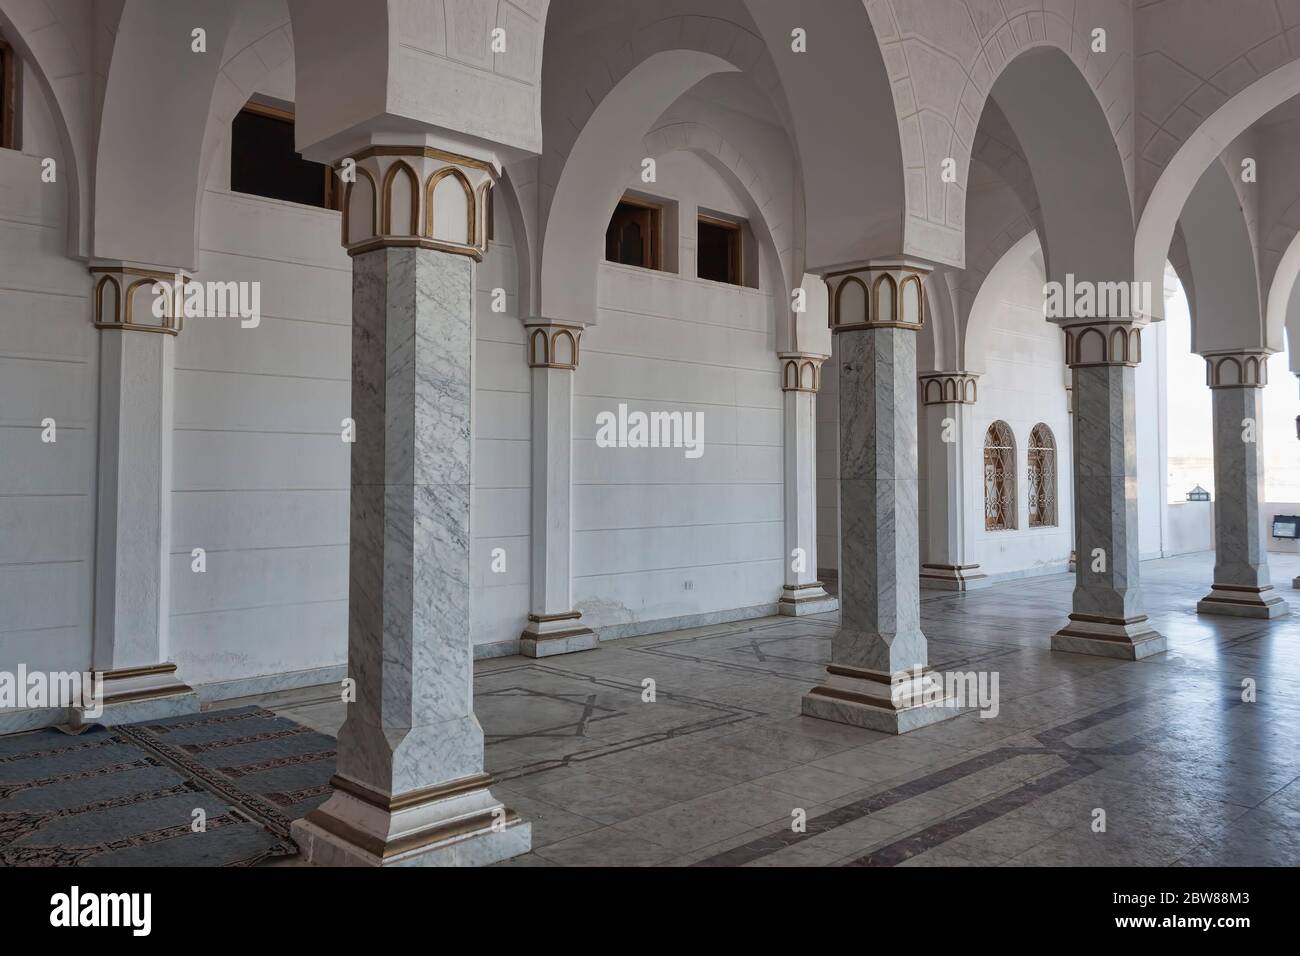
<box><xmin>862</xmin><ymin>0</ymin><xmax>1133</xmax><ymax>269</ymax></box>
<box><xmin>642</xmin><ymin>120</ymin><xmax>794</xmax><ymax>348</ymax></box>
<box><xmin>1267</xmin><ymin>231</ymin><xmax>1300</xmax><ymax>373</ymax></box>
<box><xmin>538</xmin><ymin>50</ymin><xmax>738</xmax><ymax>325</ymax></box>
<box><xmin>964</xmin><ymin>230</ymin><xmax>1042</xmax><ymax>374</ymax></box>
<box><xmin>990</xmin><ymin>48</ymin><xmax>1135</xmax><ymax>291</ymax></box>
<box><xmin>1136</xmin><ymin>57</ymin><xmax>1300</xmax><ymax>320</ymax></box>
<box><xmin>742</xmin><ymin>0</ymin><xmax>908</xmax><ymax>270</ymax></box>
<box><xmin>0</xmin><ymin>0</ymin><xmax>96</xmax><ymax>257</ymax></box>
<box><xmin>1178</xmin><ymin>160</ymin><xmax>1266</xmax><ymax>353</ymax></box>
<box><xmin>93</xmin><ymin>0</ymin><xmax>242</xmax><ymax>268</ymax></box>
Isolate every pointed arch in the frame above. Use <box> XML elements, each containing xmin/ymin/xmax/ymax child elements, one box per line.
<box><xmin>1028</xmin><ymin>423</ymin><xmax>1058</xmax><ymax>529</ymax></box>
<box><xmin>424</xmin><ymin>165</ymin><xmax>475</xmax><ymax>244</ymax></box>
<box><xmin>984</xmin><ymin>420</ymin><xmax>1018</xmax><ymax>532</ymax></box>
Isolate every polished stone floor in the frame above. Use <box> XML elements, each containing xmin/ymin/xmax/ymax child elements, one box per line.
<box><xmin>271</xmin><ymin>552</ymin><xmax>1300</xmax><ymax>866</ymax></box>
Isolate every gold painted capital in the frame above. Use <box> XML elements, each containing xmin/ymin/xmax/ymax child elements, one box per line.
<box><xmin>919</xmin><ymin>371</ymin><xmax>978</xmax><ymax>406</ymax></box>
<box><xmin>825</xmin><ymin>261</ymin><xmax>929</xmax><ymax>333</ymax></box>
<box><xmin>89</xmin><ymin>266</ymin><xmax>189</xmax><ymax>335</ymax></box>
<box><xmin>525</xmin><ymin>321</ymin><xmax>583</xmax><ymax>370</ymax></box>
<box><xmin>339</xmin><ymin>146</ymin><xmax>494</xmax><ymax>260</ymax></box>
<box><xmin>1062</xmin><ymin>320</ymin><xmax>1142</xmax><ymax>368</ymax></box>
<box><xmin>1203</xmin><ymin>349</ymin><xmax>1271</xmax><ymax>388</ymax></box>
<box><xmin>779</xmin><ymin>352</ymin><xmax>826</xmax><ymax>392</ymax></box>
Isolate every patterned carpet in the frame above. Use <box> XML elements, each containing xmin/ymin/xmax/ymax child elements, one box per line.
<box><xmin>0</xmin><ymin>707</ymin><xmax>336</xmax><ymax>866</ymax></box>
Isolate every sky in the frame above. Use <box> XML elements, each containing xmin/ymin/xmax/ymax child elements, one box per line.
<box><xmin>1164</xmin><ymin>268</ymin><xmax>1300</xmax><ymax>504</ymax></box>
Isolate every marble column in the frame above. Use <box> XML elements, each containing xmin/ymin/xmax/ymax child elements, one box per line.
<box><xmin>1050</xmin><ymin>321</ymin><xmax>1166</xmax><ymax>659</ymax></box>
<box><xmin>85</xmin><ymin>266</ymin><xmax>199</xmax><ymax>727</ymax></box>
<box><xmin>520</xmin><ymin>321</ymin><xmax>597</xmax><ymax>655</ymax></box>
<box><xmin>778</xmin><ymin>352</ymin><xmax>837</xmax><ymax>614</ymax></box>
<box><xmin>1197</xmin><ymin>351</ymin><xmax>1287</xmax><ymax>618</ymax></box>
<box><xmin>1066</xmin><ymin>375</ymin><xmax>1077</xmax><ymax>572</ymax></box>
<box><xmin>803</xmin><ymin>262</ymin><xmax>957</xmax><ymax>734</ymax></box>
<box><xmin>291</xmin><ymin>146</ymin><xmax>529</xmax><ymax>867</ymax></box>
<box><xmin>918</xmin><ymin>371</ymin><xmax>987</xmax><ymax>591</ymax></box>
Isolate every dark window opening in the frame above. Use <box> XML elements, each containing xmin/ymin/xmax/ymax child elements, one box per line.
<box><xmin>697</xmin><ymin>216</ymin><xmax>741</xmax><ymax>285</ymax></box>
<box><xmin>231</xmin><ymin>103</ymin><xmax>339</xmax><ymax>209</ymax></box>
<box><xmin>605</xmin><ymin>199</ymin><xmax>661</xmax><ymax>270</ymax></box>
<box><xmin>0</xmin><ymin>34</ymin><xmax>18</xmax><ymax>151</ymax></box>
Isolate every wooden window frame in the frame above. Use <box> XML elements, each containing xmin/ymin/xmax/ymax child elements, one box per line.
<box><xmin>605</xmin><ymin>195</ymin><xmax>662</xmax><ymax>271</ymax></box>
<box><xmin>1027</xmin><ymin>423</ymin><xmax>1058</xmax><ymax>529</ymax></box>
<box><xmin>697</xmin><ymin>213</ymin><xmax>743</xmax><ymax>286</ymax></box>
<box><xmin>0</xmin><ymin>35</ymin><xmax>18</xmax><ymax>151</ymax></box>
<box><xmin>983</xmin><ymin>421</ymin><xmax>1018</xmax><ymax>532</ymax></box>
<box><xmin>235</xmin><ymin>100</ymin><xmax>340</xmax><ymax>210</ymax></box>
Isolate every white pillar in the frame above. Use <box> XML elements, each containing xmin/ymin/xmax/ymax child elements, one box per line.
<box><xmin>1051</xmin><ymin>320</ymin><xmax>1166</xmax><ymax>659</ymax></box>
<box><xmin>778</xmin><ymin>353</ymin><xmax>837</xmax><ymax>614</ymax></box>
<box><xmin>918</xmin><ymin>372</ymin><xmax>987</xmax><ymax>590</ymax></box>
<box><xmin>803</xmin><ymin>261</ymin><xmax>958</xmax><ymax>734</ymax></box>
<box><xmin>85</xmin><ymin>266</ymin><xmax>198</xmax><ymax>726</ymax></box>
<box><xmin>520</xmin><ymin>321</ymin><xmax>597</xmax><ymax>656</ymax></box>
<box><xmin>291</xmin><ymin>145</ymin><xmax>530</xmax><ymax>867</ymax></box>
<box><xmin>1197</xmin><ymin>350</ymin><xmax>1287</xmax><ymax>618</ymax></box>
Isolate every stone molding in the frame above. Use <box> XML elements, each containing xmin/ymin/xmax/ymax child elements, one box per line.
<box><xmin>919</xmin><ymin>371</ymin><xmax>978</xmax><ymax>406</ymax></box>
<box><xmin>1061</xmin><ymin>320</ymin><xmax>1143</xmax><ymax>368</ymax></box>
<box><xmin>779</xmin><ymin>352</ymin><xmax>826</xmax><ymax>392</ymax></box>
<box><xmin>1202</xmin><ymin>349</ymin><xmax>1271</xmax><ymax>389</ymax></box>
<box><xmin>826</xmin><ymin>261</ymin><xmax>929</xmax><ymax>333</ymax></box>
<box><xmin>90</xmin><ymin>266</ymin><xmax>189</xmax><ymax>335</ymax></box>
<box><xmin>340</xmin><ymin>146</ymin><xmax>494</xmax><ymax>260</ymax></box>
<box><xmin>524</xmin><ymin>321</ymin><xmax>583</xmax><ymax>370</ymax></box>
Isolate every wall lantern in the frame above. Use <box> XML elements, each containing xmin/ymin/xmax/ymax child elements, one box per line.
<box><xmin>1186</xmin><ymin>485</ymin><xmax>1211</xmax><ymax>502</ymax></box>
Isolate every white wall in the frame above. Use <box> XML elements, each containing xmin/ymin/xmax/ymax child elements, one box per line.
<box><xmin>173</xmin><ymin>124</ymin><xmax>536</xmax><ymax>679</ymax></box>
<box><xmin>470</xmin><ymin>209</ymin><xmax>531</xmax><ymax>652</ymax></box>
<box><xmin>171</xmin><ymin>147</ymin><xmax>352</xmax><ymax>687</ymax></box>
<box><xmin>968</xmin><ymin>255</ymin><xmax>1074</xmax><ymax>578</ymax></box>
<box><xmin>816</xmin><ymin>341</ymin><xmax>839</xmax><ymax>576</ymax></box>
<box><xmin>1136</xmin><ymin>319</ymin><xmax>1169</xmax><ymax>559</ymax></box>
<box><xmin>1264</xmin><ymin>503</ymin><xmax>1300</xmax><ymax>556</ymax></box>
<box><xmin>574</xmin><ymin>150</ymin><xmax>784</xmax><ymax>634</ymax></box>
<box><xmin>0</xmin><ymin>70</ymin><xmax>96</xmax><ymax>676</ymax></box>
<box><xmin>1167</xmin><ymin>500</ymin><xmax>1213</xmax><ymax>555</ymax></box>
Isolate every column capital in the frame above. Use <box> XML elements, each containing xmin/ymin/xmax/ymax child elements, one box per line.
<box><xmin>338</xmin><ymin>145</ymin><xmax>495</xmax><ymax>260</ymax></box>
<box><xmin>89</xmin><ymin>264</ymin><xmax>191</xmax><ymax>336</ymax></box>
<box><xmin>824</xmin><ymin>260</ymin><xmax>929</xmax><ymax>334</ymax></box>
<box><xmin>778</xmin><ymin>352</ymin><xmax>826</xmax><ymax>392</ymax></box>
<box><xmin>524</xmin><ymin>320</ymin><xmax>584</xmax><ymax>370</ymax></box>
<box><xmin>918</xmin><ymin>371</ymin><xmax>978</xmax><ymax>406</ymax></box>
<box><xmin>1061</xmin><ymin>319</ymin><xmax>1143</xmax><ymax>368</ymax></box>
<box><xmin>1202</xmin><ymin>348</ymin><xmax>1272</xmax><ymax>388</ymax></box>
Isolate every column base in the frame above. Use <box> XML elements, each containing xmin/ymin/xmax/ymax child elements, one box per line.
<box><xmin>802</xmin><ymin>664</ymin><xmax>960</xmax><ymax>735</ymax></box>
<box><xmin>70</xmin><ymin>664</ymin><xmax>200</xmax><ymax>730</ymax></box>
<box><xmin>1050</xmin><ymin>614</ymin><xmax>1167</xmax><ymax>660</ymax></box>
<box><xmin>778</xmin><ymin>582</ymin><xmax>839</xmax><ymax>615</ymax></box>
<box><xmin>1197</xmin><ymin>584</ymin><xmax>1289</xmax><ymax>619</ymax></box>
<box><xmin>920</xmin><ymin>564</ymin><xmax>991</xmax><ymax>591</ymax></box>
<box><xmin>519</xmin><ymin>611</ymin><xmax>598</xmax><ymax>658</ymax></box>
<box><xmin>291</xmin><ymin>772</ymin><xmax>531</xmax><ymax>867</ymax></box>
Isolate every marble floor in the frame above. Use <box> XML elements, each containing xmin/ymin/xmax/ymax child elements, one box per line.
<box><xmin>266</xmin><ymin>552</ymin><xmax>1300</xmax><ymax>866</ymax></box>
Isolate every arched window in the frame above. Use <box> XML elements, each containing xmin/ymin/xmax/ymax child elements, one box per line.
<box><xmin>984</xmin><ymin>421</ymin><xmax>1017</xmax><ymax>531</ymax></box>
<box><xmin>1028</xmin><ymin>423</ymin><xmax>1058</xmax><ymax>528</ymax></box>
<box><xmin>0</xmin><ymin>31</ymin><xmax>18</xmax><ymax>150</ymax></box>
